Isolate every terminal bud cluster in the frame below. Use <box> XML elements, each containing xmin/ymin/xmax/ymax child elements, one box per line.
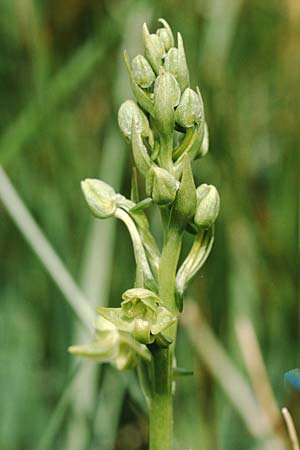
<box><xmin>69</xmin><ymin>19</ymin><xmax>220</xmax><ymax>370</ymax></box>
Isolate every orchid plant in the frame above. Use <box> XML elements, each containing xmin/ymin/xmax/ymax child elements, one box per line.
<box><xmin>69</xmin><ymin>18</ymin><xmax>220</xmax><ymax>450</ymax></box>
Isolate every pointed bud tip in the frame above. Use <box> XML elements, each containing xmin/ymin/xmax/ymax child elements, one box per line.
<box><xmin>142</xmin><ymin>22</ymin><xmax>150</xmax><ymax>36</ymax></box>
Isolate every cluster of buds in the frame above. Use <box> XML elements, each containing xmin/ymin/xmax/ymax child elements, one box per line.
<box><xmin>117</xmin><ymin>19</ymin><xmax>219</xmax><ymax>227</ymax></box>
<box><xmin>69</xmin><ymin>19</ymin><xmax>220</xmax><ymax>370</ymax></box>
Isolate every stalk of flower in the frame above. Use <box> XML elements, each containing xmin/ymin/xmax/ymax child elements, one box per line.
<box><xmin>176</xmin><ymin>183</ymin><xmax>220</xmax><ymax>305</ymax></box>
<box><xmin>114</xmin><ymin>187</ymin><xmax>160</xmax><ymax>277</ymax></box>
<box><xmin>81</xmin><ymin>178</ymin><xmax>157</xmax><ymax>291</ymax></box>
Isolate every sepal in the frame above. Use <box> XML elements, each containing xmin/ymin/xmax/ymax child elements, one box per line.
<box><xmin>68</xmin><ymin>316</ymin><xmax>151</xmax><ymax>371</ymax></box>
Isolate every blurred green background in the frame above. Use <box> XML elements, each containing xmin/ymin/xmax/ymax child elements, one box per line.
<box><xmin>0</xmin><ymin>0</ymin><xmax>299</xmax><ymax>449</ymax></box>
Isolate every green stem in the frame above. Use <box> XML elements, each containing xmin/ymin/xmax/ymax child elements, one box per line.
<box><xmin>149</xmin><ymin>221</ymin><xmax>183</xmax><ymax>450</ymax></box>
<box><xmin>159</xmin><ymin>135</ymin><xmax>174</xmax><ymax>174</ymax></box>
<box><xmin>149</xmin><ymin>346</ymin><xmax>173</xmax><ymax>450</ymax></box>
<box><xmin>158</xmin><ymin>222</ymin><xmax>183</xmax><ymax>314</ymax></box>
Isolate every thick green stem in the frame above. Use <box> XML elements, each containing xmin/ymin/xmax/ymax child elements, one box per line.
<box><xmin>149</xmin><ymin>346</ymin><xmax>173</xmax><ymax>450</ymax></box>
<box><xmin>149</xmin><ymin>222</ymin><xmax>182</xmax><ymax>450</ymax></box>
<box><xmin>158</xmin><ymin>222</ymin><xmax>183</xmax><ymax>314</ymax></box>
<box><xmin>159</xmin><ymin>135</ymin><xmax>174</xmax><ymax>174</ymax></box>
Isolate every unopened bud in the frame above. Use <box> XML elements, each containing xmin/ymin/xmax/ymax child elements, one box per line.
<box><xmin>81</xmin><ymin>179</ymin><xmax>117</xmax><ymax>219</ymax></box>
<box><xmin>156</xmin><ymin>18</ymin><xmax>174</xmax><ymax>51</ymax></box>
<box><xmin>118</xmin><ymin>100</ymin><xmax>151</xmax><ymax>141</ymax></box>
<box><xmin>164</xmin><ymin>35</ymin><xmax>189</xmax><ymax>92</ymax></box>
<box><xmin>154</xmin><ymin>71</ymin><xmax>180</xmax><ymax>137</ymax></box>
<box><xmin>124</xmin><ymin>51</ymin><xmax>154</xmax><ymax>116</ymax></box>
<box><xmin>146</xmin><ymin>166</ymin><xmax>179</xmax><ymax>206</ymax></box>
<box><xmin>164</xmin><ymin>47</ymin><xmax>179</xmax><ymax>77</ymax></box>
<box><xmin>175</xmin><ymin>88</ymin><xmax>202</xmax><ymax>128</ymax></box>
<box><xmin>194</xmin><ymin>184</ymin><xmax>220</xmax><ymax>228</ymax></box>
<box><xmin>131</xmin><ymin>55</ymin><xmax>156</xmax><ymax>88</ymax></box>
<box><xmin>143</xmin><ymin>23</ymin><xmax>165</xmax><ymax>74</ymax></box>
<box><xmin>174</xmin><ymin>156</ymin><xmax>197</xmax><ymax>225</ymax></box>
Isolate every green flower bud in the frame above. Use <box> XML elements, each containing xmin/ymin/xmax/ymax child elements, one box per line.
<box><xmin>81</xmin><ymin>179</ymin><xmax>117</xmax><ymax>219</ymax></box>
<box><xmin>164</xmin><ymin>47</ymin><xmax>178</xmax><ymax>76</ymax></box>
<box><xmin>194</xmin><ymin>184</ymin><xmax>220</xmax><ymax>228</ymax></box>
<box><xmin>164</xmin><ymin>34</ymin><xmax>189</xmax><ymax>92</ymax></box>
<box><xmin>124</xmin><ymin>50</ymin><xmax>154</xmax><ymax>116</ymax></box>
<box><xmin>175</xmin><ymin>88</ymin><xmax>203</xmax><ymax>128</ymax></box>
<box><xmin>118</xmin><ymin>99</ymin><xmax>151</xmax><ymax>142</ymax></box>
<box><xmin>143</xmin><ymin>23</ymin><xmax>165</xmax><ymax>74</ymax></box>
<box><xmin>156</xmin><ymin>18</ymin><xmax>174</xmax><ymax>51</ymax></box>
<box><xmin>174</xmin><ymin>155</ymin><xmax>197</xmax><ymax>225</ymax></box>
<box><xmin>154</xmin><ymin>71</ymin><xmax>181</xmax><ymax>108</ymax></box>
<box><xmin>146</xmin><ymin>166</ymin><xmax>179</xmax><ymax>206</ymax></box>
<box><xmin>154</xmin><ymin>71</ymin><xmax>181</xmax><ymax>137</ymax></box>
<box><xmin>131</xmin><ymin>55</ymin><xmax>156</xmax><ymax>88</ymax></box>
